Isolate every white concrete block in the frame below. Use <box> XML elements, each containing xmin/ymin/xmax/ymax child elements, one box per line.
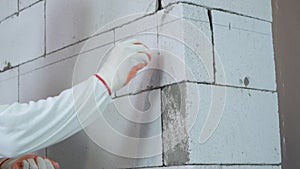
<box><xmin>144</xmin><ymin>165</ymin><xmax>281</xmax><ymax>169</ymax></box>
<box><xmin>20</xmin><ymin>46</ymin><xmax>80</xmax><ymax>77</ymax></box>
<box><xmin>46</xmin><ymin>0</ymin><xmax>156</xmax><ymax>53</ymax></box>
<box><xmin>213</xmin><ymin>11</ymin><xmax>276</xmax><ymax>91</ymax></box>
<box><xmin>47</xmin><ymin>89</ymin><xmax>162</xmax><ymax>169</ymax></box>
<box><xmin>186</xmin><ymin>83</ymin><xmax>281</xmax><ymax>164</ymax></box>
<box><xmin>181</xmin><ymin>4</ymin><xmax>211</xmax><ymax>41</ymax></box>
<box><xmin>115</xmin><ymin>14</ymin><xmax>157</xmax><ymax>42</ymax></box>
<box><xmin>0</xmin><ymin>69</ymin><xmax>18</xmax><ymax>104</ymax></box>
<box><xmin>0</xmin><ymin>2</ymin><xmax>44</xmax><ymax>69</ymax></box>
<box><xmin>181</xmin><ymin>5</ymin><xmax>213</xmax><ymax>83</ymax></box>
<box><xmin>157</xmin><ymin>9</ymin><xmax>187</xmax><ymax>86</ymax></box>
<box><xmin>162</xmin><ymin>0</ymin><xmax>272</xmax><ymax>21</ymax></box>
<box><xmin>116</xmin><ymin>4</ymin><xmax>213</xmax><ymax>97</ymax></box>
<box><xmin>80</xmin><ymin>31</ymin><xmax>114</xmax><ymax>53</ymax></box>
<box><xmin>0</xmin><ymin>68</ymin><xmax>18</xmax><ymax>83</ymax></box>
<box><xmin>158</xmin><ymin>5</ymin><xmax>214</xmax><ymax>84</ymax></box>
<box><xmin>19</xmin><ymin>0</ymin><xmax>40</xmax><ymax>9</ymax></box>
<box><xmin>115</xmin><ymin>14</ymin><xmax>198</xmax><ymax>96</ymax></box>
<box><xmin>0</xmin><ymin>0</ymin><xmax>17</xmax><ymax>21</ymax></box>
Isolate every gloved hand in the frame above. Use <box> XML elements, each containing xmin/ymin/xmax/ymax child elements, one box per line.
<box><xmin>96</xmin><ymin>39</ymin><xmax>152</xmax><ymax>95</ymax></box>
<box><xmin>0</xmin><ymin>155</ymin><xmax>59</xmax><ymax>169</ymax></box>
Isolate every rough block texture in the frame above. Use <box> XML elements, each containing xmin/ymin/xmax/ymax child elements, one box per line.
<box><xmin>213</xmin><ymin>11</ymin><xmax>276</xmax><ymax>91</ymax></box>
<box><xmin>188</xmin><ymin>83</ymin><xmax>281</xmax><ymax>164</ymax></box>
<box><xmin>162</xmin><ymin>84</ymin><xmax>281</xmax><ymax>165</ymax></box>
<box><xmin>158</xmin><ymin>4</ymin><xmax>214</xmax><ymax>84</ymax></box>
<box><xmin>162</xmin><ymin>0</ymin><xmax>272</xmax><ymax>21</ymax></box>
<box><xmin>162</xmin><ymin>83</ymin><xmax>190</xmax><ymax>165</ymax></box>
<box><xmin>162</xmin><ymin>83</ymin><xmax>281</xmax><ymax>165</ymax></box>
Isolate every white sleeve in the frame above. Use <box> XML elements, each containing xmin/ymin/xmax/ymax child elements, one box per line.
<box><xmin>0</xmin><ymin>75</ymin><xmax>111</xmax><ymax>158</ymax></box>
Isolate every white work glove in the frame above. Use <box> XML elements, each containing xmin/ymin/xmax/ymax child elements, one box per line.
<box><xmin>0</xmin><ymin>155</ymin><xmax>59</xmax><ymax>169</ymax></box>
<box><xmin>97</xmin><ymin>39</ymin><xmax>152</xmax><ymax>95</ymax></box>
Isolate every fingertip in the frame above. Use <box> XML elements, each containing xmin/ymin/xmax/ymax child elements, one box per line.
<box><xmin>44</xmin><ymin>159</ymin><xmax>54</xmax><ymax>169</ymax></box>
<box><xmin>44</xmin><ymin>158</ymin><xmax>59</xmax><ymax>169</ymax></box>
<box><xmin>138</xmin><ymin>63</ymin><xmax>147</xmax><ymax>70</ymax></box>
<box><xmin>22</xmin><ymin>160</ymin><xmax>29</xmax><ymax>169</ymax></box>
<box><xmin>27</xmin><ymin>158</ymin><xmax>38</xmax><ymax>169</ymax></box>
<box><xmin>51</xmin><ymin>160</ymin><xmax>60</xmax><ymax>169</ymax></box>
<box><xmin>11</xmin><ymin>161</ymin><xmax>23</xmax><ymax>169</ymax></box>
<box><xmin>145</xmin><ymin>52</ymin><xmax>152</xmax><ymax>61</ymax></box>
<box><xmin>37</xmin><ymin>157</ymin><xmax>47</xmax><ymax>169</ymax></box>
<box><xmin>125</xmin><ymin>63</ymin><xmax>147</xmax><ymax>85</ymax></box>
<box><xmin>137</xmin><ymin>52</ymin><xmax>152</xmax><ymax>61</ymax></box>
<box><xmin>133</xmin><ymin>42</ymin><xmax>142</xmax><ymax>45</ymax></box>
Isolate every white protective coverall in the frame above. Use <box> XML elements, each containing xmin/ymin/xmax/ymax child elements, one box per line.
<box><xmin>0</xmin><ymin>76</ymin><xmax>110</xmax><ymax>157</ymax></box>
<box><xmin>0</xmin><ymin>39</ymin><xmax>151</xmax><ymax>169</ymax></box>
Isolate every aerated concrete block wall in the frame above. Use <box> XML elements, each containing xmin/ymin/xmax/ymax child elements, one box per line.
<box><xmin>0</xmin><ymin>0</ymin><xmax>281</xmax><ymax>169</ymax></box>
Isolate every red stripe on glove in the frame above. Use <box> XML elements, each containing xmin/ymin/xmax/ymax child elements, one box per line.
<box><xmin>94</xmin><ymin>74</ymin><xmax>112</xmax><ymax>96</ymax></box>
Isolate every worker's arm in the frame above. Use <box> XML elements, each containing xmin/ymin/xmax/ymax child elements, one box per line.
<box><xmin>0</xmin><ymin>75</ymin><xmax>111</xmax><ymax>158</ymax></box>
<box><xmin>0</xmin><ymin>39</ymin><xmax>151</xmax><ymax>158</ymax></box>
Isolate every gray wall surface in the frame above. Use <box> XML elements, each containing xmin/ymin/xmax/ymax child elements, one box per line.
<box><xmin>272</xmin><ymin>0</ymin><xmax>300</xmax><ymax>169</ymax></box>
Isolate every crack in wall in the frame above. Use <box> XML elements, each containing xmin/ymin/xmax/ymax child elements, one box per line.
<box><xmin>17</xmin><ymin>0</ymin><xmax>20</xmax><ymax>16</ymax></box>
<box><xmin>189</xmin><ymin>80</ymin><xmax>277</xmax><ymax>93</ymax></box>
<box><xmin>0</xmin><ymin>2</ymin><xmax>277</xmax><ymax>96</ymax></box>
<box><xmin>207</xmin><ymin>9</ymin><xmax>216</xmax><ymax>84</ymax></box>
<box><xmin>0</xmin><ymin>0</ymin><xmax>271</xmax><ymax>74</ymax></box>
<box><xmin>156</xmin><ymin>0</ymin><xmax>163</xmax><ymax>11</ymax></box>
<box><xmin>113</xmin><ymin>80</ymin><xmax>277</xmax><ymax>101</ymax></box>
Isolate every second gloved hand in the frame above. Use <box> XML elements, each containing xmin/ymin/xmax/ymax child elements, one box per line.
<box><xmin>0</xmin><ymin>155</ymin><xmax>59</xmax><ymax>169</ymax></box>
<box><xmin>97</xmin><ymin>39</ymin><xmax>152</xmax><ymax>94</ymax></box>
